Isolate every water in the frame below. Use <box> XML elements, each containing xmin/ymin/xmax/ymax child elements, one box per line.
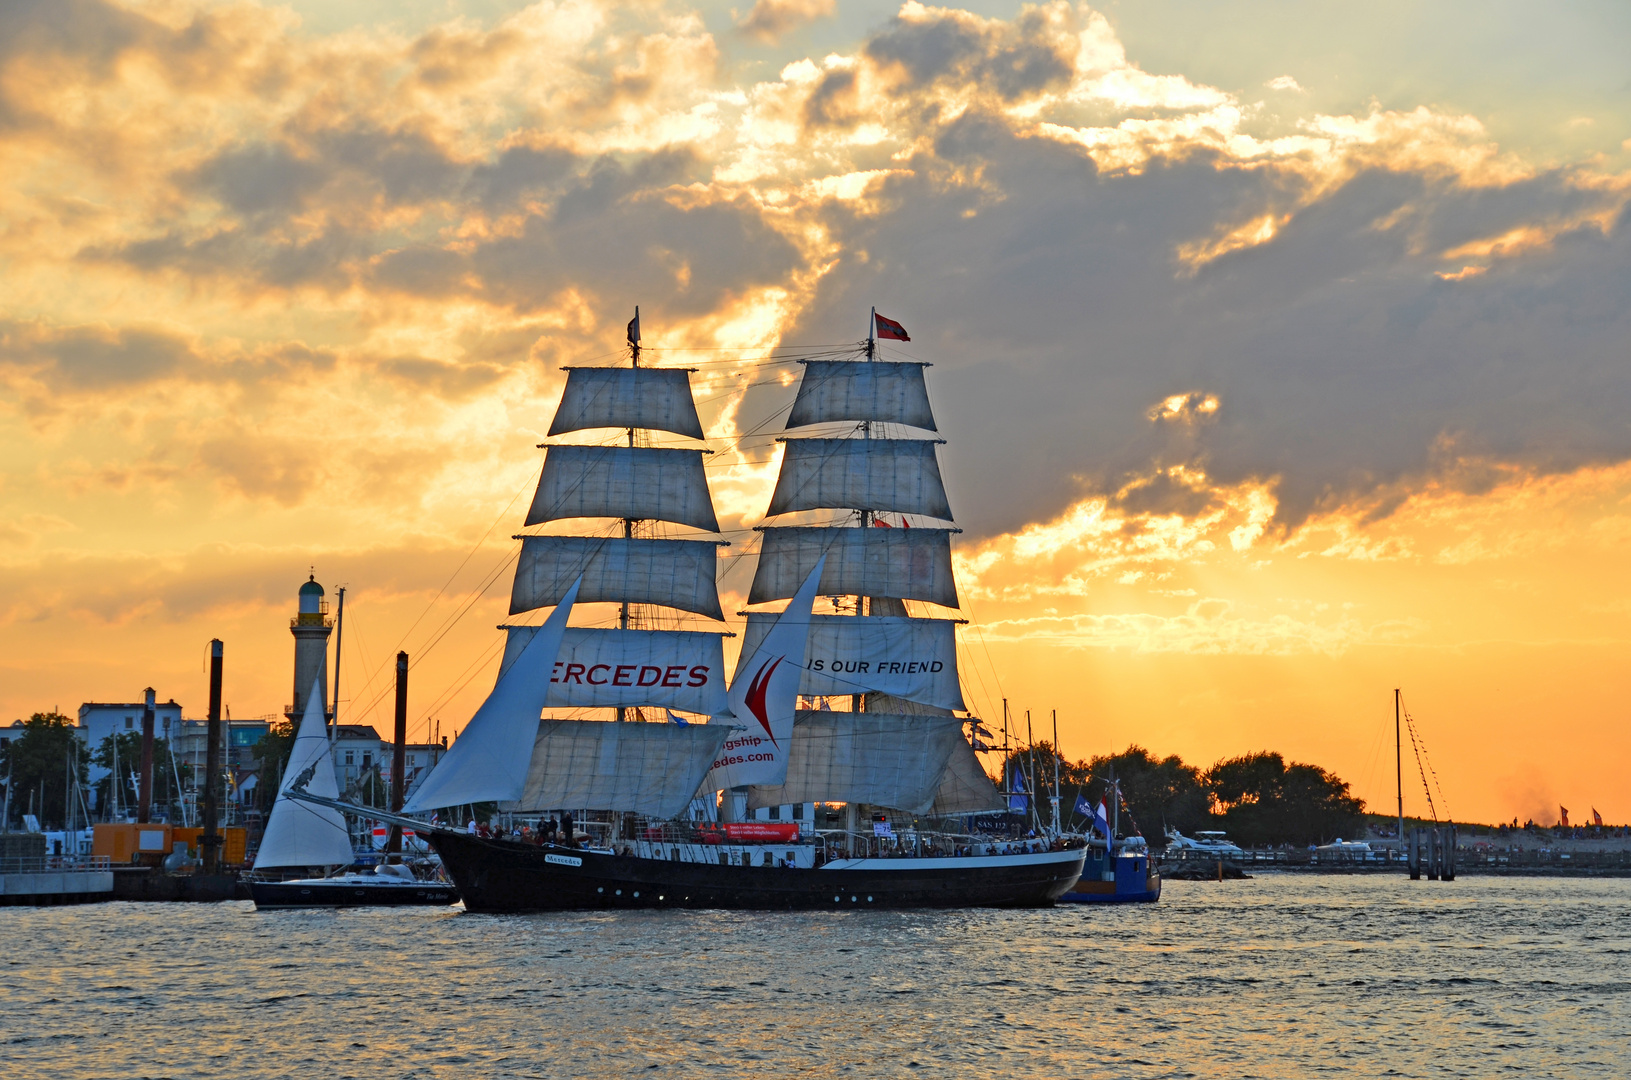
<box><xmin>3</xmin><ymin>874</ymin><xmax>1628</xmax><ymax>1079</ymax></box>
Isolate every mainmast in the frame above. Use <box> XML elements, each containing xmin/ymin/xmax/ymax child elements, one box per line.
<box><xmin>502</xmin><ymin>306</ymin><xmax>731</xmax><ymax>735</ymax></box>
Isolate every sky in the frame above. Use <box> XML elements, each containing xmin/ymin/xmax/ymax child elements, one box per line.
<box><xmin>2</xmin><ymin>0</ymin><xmax>1629</xmax><ymax>826</ymax></box>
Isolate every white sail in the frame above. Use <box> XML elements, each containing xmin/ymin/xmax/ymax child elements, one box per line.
<box><xmin>927</xmin><ymin>735</ymin><xmax>1006</xmax><ymax>815</ymax></box>
<box><xmin>744</xmin><ymin>711</ymin><xmax>967</xmax><ymax>813</ymax></box>
<box><xmin>511</xmin><ymin>535</ymin><xmax>724</xmax><ymax>620</ymax></box>
<box><xmin>737</xmin><ymin>613</ymin><xmax>965</xmax><ymax>711</ymax></box>
<box><xmin>548</xmin><ymin>367</ymin><xmax>706</xmax><ymax>440</ymax></box>
<box><xmin>705</xmin><ymin>557</ymin><xmax>826</xmax><ymax>790</ymax></box>
<box><xmin>504</xmin><ymin>720</ymin><xmax>731</xmax><ymax>818</ymax></box>
<box><xmin>526</xmin><ymin>446</ymin><xmax>720</xmax><ymax>533</ymax></box>
<box><xmin>252</xmin><ymin>678</ymin><xmax>352</xmax><ymax>870</ymax></box>
<box><xmin>498</xmin><ymin>626</ymin><xmax>731</xmax><ymax>716</ymax></box>
<box><xmin>786</xmin><ymin>360</ymin><xmax>937</xmax><ymax>431</ymax></box>
<box><xmin>403</xmin><ymin>580</ymin><xmax>581</xmax><ymax>813</ymax></box>
<box><xmin>749</xmin><ymin>527</ymin><xmax>959</xmax><ymax>608</ymax></box>
<box><xmin>766</xmin><ymin>438</ymin><xmax>953</xmax><ymax>520</ymax></box>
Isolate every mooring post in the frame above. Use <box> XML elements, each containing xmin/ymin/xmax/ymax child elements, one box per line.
<box><xmin>201</xmin><ymin>640</ymin><xmax>224</xmax><ymax>874</ymax></box>
<box><xmin>1408</xmin><ymin>828</ymin><xmax>1421</xmax><ymax>880</ymax></box>
<box><xmin>387</xmin><ymin>651</ymin><xmax>408</xmax><ymax>856</ymax></box>
<box><xmin>1442</xmin><ymin>825</ymin><xmax>1456</xmax><ymax>881</ymax></box>
<box><xmin>137</xmin><ymin>687</ymin><xmax>156</xmax><ymax>824</ymax></box>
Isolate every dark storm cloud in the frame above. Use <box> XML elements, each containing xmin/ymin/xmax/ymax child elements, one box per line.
<box><xmin>782</xmin><ymin>108</ymin><xmax>1631</xmax><ymax>537</ymax></box>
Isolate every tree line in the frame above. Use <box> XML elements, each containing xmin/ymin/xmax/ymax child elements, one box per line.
<box><xmin>997</xmin><ymin>743</ymin><xmax>1367</xmax><ymax>847</ymax></box>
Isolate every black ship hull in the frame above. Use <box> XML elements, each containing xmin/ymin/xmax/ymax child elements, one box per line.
<box><xmin>428</xmin><ymin>831</ymin><xmax>1087</xmax><ymax>913</ymax></box>
<box><xmin>248</xmin><ymin>877</ymin><xmax>460</xmax><ymax>910</ymax></box>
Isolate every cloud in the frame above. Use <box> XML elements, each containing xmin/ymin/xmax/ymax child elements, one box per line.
<box><xmin>737</xmin><ymin>0</ymin><xmax>836</xmax><ymax>44</ymax></box>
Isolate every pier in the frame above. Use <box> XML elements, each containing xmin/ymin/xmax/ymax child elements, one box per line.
<box><xmin>0</xmin><ymin>855</ymin><xmax>114</xmax><ymax>906</ymax></box>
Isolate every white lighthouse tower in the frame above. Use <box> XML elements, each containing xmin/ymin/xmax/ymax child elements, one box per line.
<box><xmin>288</xmin><ymin>573</ymin><xmax>333</xmax><ymax>723</ymax></box>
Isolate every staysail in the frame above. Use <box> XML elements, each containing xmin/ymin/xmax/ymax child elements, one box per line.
<box><xmin>705</xmin><ymin>557</ymin><xmax>826</xmax><ymax>791</ymax></box>
<box><xmin>252</xmin><ymin>678</ymin><xmax>353</xmax><ymax>870</ymax></box>
<box><xmin>402</xmin><ymin>580</ymin><xmax>581</xmax><ymax>813</ymax></box>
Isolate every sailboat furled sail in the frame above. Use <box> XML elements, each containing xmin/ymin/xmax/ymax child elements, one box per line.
<box><xmin>741</xmin><ymin>335</ymin><xmax>1003</xmax><ymax>815</ymax></box>
<box><xmin>254</xmin><ymin>678</ymin><xmax>353</xmax><ymax>870</ymax></box>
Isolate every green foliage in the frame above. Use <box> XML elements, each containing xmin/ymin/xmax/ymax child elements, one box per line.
<box><xmin>1203</xmin><ymin>751</ymin><xmax>1367</xmax><ymax>846</ymax></box>
<box><xmin>995</xmin><ymin>741</ymin><xmax>1365</xmax><ymax>846</ymax></box>
<box><xmin>0</xmin><ymin>712</ymin><xmax>90</xmax><ymax>829</ymax></box>
<box><xmin>250</xmin><ymin>719</ymin><xmax>296</xmax><ymax>814</ymax></box>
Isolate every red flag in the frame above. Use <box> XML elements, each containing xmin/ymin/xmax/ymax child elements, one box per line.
<box><xmin>1594</xmin><ymin>808</ymin><xmax>1603</xmax><ymax>826</ymax></box>
<box><xmin>874</xmin><ymin>313</ymin><xmax>910</xmax><ymax>341</ymax></box>
<box><xmin>872</xmin><ymin>518</ymin><xmax>893</xmax><ymax>528</ymax></box>
<box><xmin>1559</xmin><ymin>805</ymin><xmax>1569</xmax><ymax>827</ymax></box>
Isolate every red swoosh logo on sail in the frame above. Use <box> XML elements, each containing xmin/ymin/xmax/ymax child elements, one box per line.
<box><xmin>744</xmin><ymin>655</ymin><xmax>784</xmax><ymax>747</ymax></box>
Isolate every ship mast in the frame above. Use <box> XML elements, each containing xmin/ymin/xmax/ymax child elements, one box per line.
<box><xmin>1395</xmin><ymin>687</ymin><xmax>1404</xmax><ymax>860</ymax></box>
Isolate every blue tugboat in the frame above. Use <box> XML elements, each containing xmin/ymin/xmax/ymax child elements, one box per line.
<box><xmin>1058</xmin><ymin>790</ymin><xmax>1161</xmax><ymax>904</ymax></box>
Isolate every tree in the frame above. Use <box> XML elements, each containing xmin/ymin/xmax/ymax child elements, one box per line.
<box><xmin>92</xmin><ymin>731</ymin><xmax>186</xmax><ymax>820</ymax></box>
<box><xmin>250</xmin><ymin>719</ymin><xmax>296</xmax><ymax>815</ymax></box>
<box><xmin>0</xmin><ymin>712</ymin><xmax>90</xmax><ymax>829</ymax></box>
<box><xmin>1204</xmin><ymin>751</ymin><xmax>1365</xmax><ymax>846</ymax></box>
<box><xmin>1078</xmin><ymin>745</ymin><xmax>1210</xmax><ymax>838</ymax></box>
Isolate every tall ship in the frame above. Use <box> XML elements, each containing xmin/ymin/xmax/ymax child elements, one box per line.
<box><xmin>293</xmin><ymin>310</ymin><xmax>1085</xmax><ymax>910</ymax></box>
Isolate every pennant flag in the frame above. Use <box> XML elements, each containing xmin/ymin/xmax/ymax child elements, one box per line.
<box><xmin>665</xmin><ymin>710</ymin><xmax>689</xmax><ymax>726</ymax></box>
<box><xmin>627</xmin><ymin>306</ymin><xmax>641</xmax><ymax>345</ymax></box>
<box><xmin>872</xmin><ymin>518</ymin><xmax>893</xmax><ymax>528</ymax></box>
<box><xmin>874</xmin><ymin>313</ymin><xmax>910</xmax><ymax>341</ymax></box>
<box><xmin>1560</xmin><ymin>805</ymin><xmax>1570</xmax><ymax>827</ymax></box>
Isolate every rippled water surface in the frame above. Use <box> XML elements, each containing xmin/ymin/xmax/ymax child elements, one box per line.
<box><xmin>3</xmin><ymin>874</ymin><xmax>1628</xmax><ymax>1078</ymax></box>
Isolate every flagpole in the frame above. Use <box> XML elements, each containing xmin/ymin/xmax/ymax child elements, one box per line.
<box><xmin>867</xmin><ymin>306</ymin><xmax>875</xmax><ymax>360</ymax></box>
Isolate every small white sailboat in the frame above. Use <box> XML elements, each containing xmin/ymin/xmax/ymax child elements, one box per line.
<box><xmin>247</xmin><ymin>679</ymin><xmax>456</xmax><ymax>909</ymax></box>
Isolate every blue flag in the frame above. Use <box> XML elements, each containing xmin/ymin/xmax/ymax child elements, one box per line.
<box><xmin>1008</xmin><ymin>766</ymin><xmax>1029</xmax><ymax>812</ymax></box>
<box><xmin>1075</xmin><ymin>794</ymin><xmax>1092</xmax><ymax>817</ymax></box>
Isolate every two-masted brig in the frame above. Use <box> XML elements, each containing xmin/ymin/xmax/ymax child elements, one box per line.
<box><xmin>294</xmin><ymin>312</ymin><xmax>1086</xmax><ymax>910</ymax></box>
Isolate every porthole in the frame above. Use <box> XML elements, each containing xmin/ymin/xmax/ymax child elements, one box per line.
<box><xmin>850</xmin><ymin>896</ymin><xmax>857</xmax><ymax>902</ymax></box>
<box><xmin>867</xmin><ymin>896</ymin><xmax>873</xmax><ymax>902</ymax></box>
<box><xmin>597</xmin><ymin>887</ymin><xmax>604</xmax><ymax>894</ymax></box>
<box><xmin>834</xmin><ymin>896</ymin><xmax>840</xmax><ymax>902</ymax></box>
<box><xmin>633</xmin><ymin>891</ymin><xmax>640</xmax><ymax>898</ymax></box>
<box><xmin>615</xmin><ymin>889</ymin><xmax>622</xmax><ymax>895</ymax></box>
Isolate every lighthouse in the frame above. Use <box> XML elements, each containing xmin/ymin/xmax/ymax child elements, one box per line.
<box><xmin>288</xmin><ymin>573</ymin><xmax>333</xmax><ymax>723</ymax></box>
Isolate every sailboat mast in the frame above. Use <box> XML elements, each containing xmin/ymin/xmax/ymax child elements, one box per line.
<box><xmin>330</xmin><ymin>586</ymin><xmax>345</xmax><ymax>746</ymax></box>
<box><xmin>1051</xmin><ymin>709</ymin><xmax>1061</xmax><ymax>835</ymax></box>
<box><xmin>1395</xmin><ymin>688</ymin><xmax>1404</xmax><ymax>857</ymax></box>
